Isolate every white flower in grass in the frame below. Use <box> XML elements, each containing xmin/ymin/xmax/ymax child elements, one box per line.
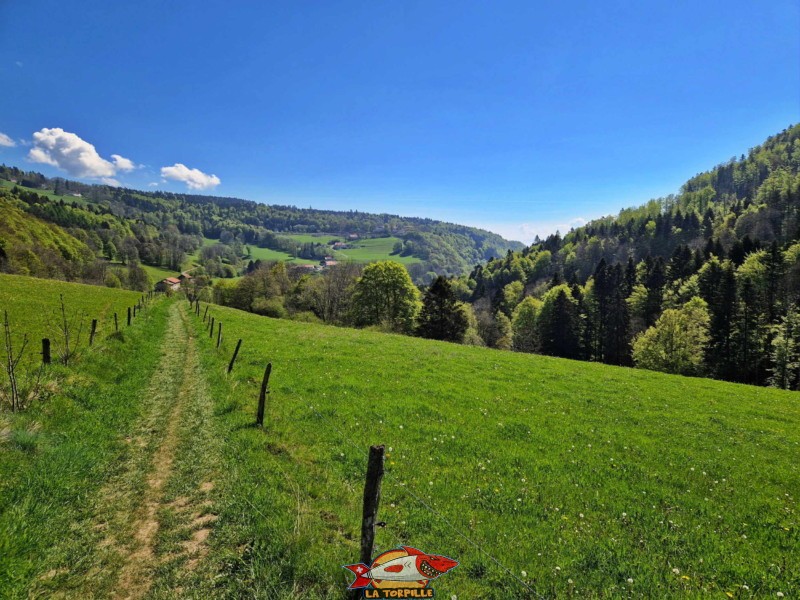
<box><xmin>521</xmin><ymin>570</ymin><xmax>527</xmax><ymax>577</ymax></box>
<box><xmin>776</xmin><ymin>593</ymin><xmax>784</xmax><ymax>598</ymax></box>
<box><xmin>627</xmin><ymin>578</ymin><xmax>634</xmax><ymax>584</ymax></box>
<box><xmin>672</xmin><ymin>568</ymin><xmax>680</xmax><ymax>575</ymax></box>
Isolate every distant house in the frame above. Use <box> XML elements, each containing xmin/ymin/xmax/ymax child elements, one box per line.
<box><xmin>348</xmin><ymin>233</ymin><xmax>359</xmax><ymax>240</ymax></box>
<box><xmin>178</xmin><ymin>272</ymin><xmax>193</xmax><ymax>282</ymax></box>
<box><xmin>155</xmin><ymin>277</ymin><xmax>181</xmax><ymax>292</ymax></box>
<box><xmin>332</xmin><ymin>242</ymin><xmax>347</xmax><ymax>249</ymax></box>
<box><xmin>323</xmin><ymin>260</ymin><xmax>338</xmax><ymax>267</ymax></box>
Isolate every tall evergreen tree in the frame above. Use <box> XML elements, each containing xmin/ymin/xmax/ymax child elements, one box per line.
<box><xmin>416</xmin><ymin>276</ymin><xmax>469</xmax><ymax>342</ymax></box>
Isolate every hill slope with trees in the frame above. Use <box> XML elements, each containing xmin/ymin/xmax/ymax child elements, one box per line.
<box><xmin>461</xmin><ymin>124</ymin><xmax>800</xmax><ymax>388</ymax></box>
<box><xmin>0</xmin><ymin>170</ymin><xmax>523</xmax><ymax>284</ymax></box>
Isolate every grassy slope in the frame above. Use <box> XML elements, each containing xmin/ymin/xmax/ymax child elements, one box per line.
<box><xmin>190</xmin><ymin>302</ymin><xmax>799</xmax><ymax>599</ymax></box>
<box><xmin>0</xmin><ymin>178</ymin><xmax>90</xmax><ymax>206</ymax></box>
<box><xmin>0</xmin><ymin>274</ymin><xmax>143</xmax><ymax>367</ymax></box>
<box><xmin>0</xmin><ymin>291</ymin><xmax>169</xmax><ymax>598</ymax></box>
<box><xmin>0</xmin><ymin>198</ymin><xmax>91</xmax><ymax>263</ymax></box>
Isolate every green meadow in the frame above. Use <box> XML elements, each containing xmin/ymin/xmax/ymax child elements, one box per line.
<box><xmin>184</xmin><ymin>301</ymin><xmax>799</xmax><ymax>599</ymax></box>
<box><xmin>0</xmin><ymin>275</ymin><xmax>797</xmax><ymax>598</ymax></box>
<box><xmin>0</xmin><ymin>274</ymin><xmax>143</xmax><ymax>366</ymax></box>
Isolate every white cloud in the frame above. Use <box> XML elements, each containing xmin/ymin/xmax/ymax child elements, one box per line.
<box><xmin>148</xmin><ymin>181</ymin><xmax>159</xmax><ymax>187</ymax></box>
<box><xmin>28</xmin><ymin>127</ymin><xmax>120</xmax><ymax>178</ymax></box>
<box><xmin>0</xmin><ymin>132</ymin><xmax>16</xmax><ymax>147</ymax></box>
<box><xmin>101</xmin><ymin>177</ymin><xmax>121</xmax><ymax>187</ymax></box>
<box><xmin>111</xmin><ymin>154</ymin><xmax>136</xmax><ymax>172</ymax></box>
<box><xmin>160</xmin><ymin>163</ymin><xmax>220</xmax><ymax>190</ymax></box>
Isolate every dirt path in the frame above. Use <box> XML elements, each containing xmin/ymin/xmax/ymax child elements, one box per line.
<box><xmin>37</xmin><ymin>302</ymin><xmax>221</xmax><ymax>599</ymax></box>
<box><xmin>112</xmin><ymin>305</ymin><xmax>206</xmax><ymax>599</ymax></box>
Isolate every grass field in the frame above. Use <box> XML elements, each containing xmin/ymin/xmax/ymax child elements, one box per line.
<box><xmin>0</xmin><ymin>274</ymin><xmax>144</xmax><ymax>367</ymax></box>
<box><xmin>246</xmin><ymin>245</ymin><xmax>318</xmax><ymax>265</ymax></box>
<box><xmin>1</xmin><ymin>277</ymin><xmax>797</xmax><ymax>598</ymax></box>
<box><xmin>0</xmin><ymin>178</ymin><xmax>91</xmax><ymax>206</ymax></box>
<box><xmin>279</xmin><ymin>233</ymin><xmax>423</xmax><ymax>265</ymax></box>
<box><xmin>187</xmin><ymin>301</ymin><xmax>799</xmax><ymax>599</ymax></box>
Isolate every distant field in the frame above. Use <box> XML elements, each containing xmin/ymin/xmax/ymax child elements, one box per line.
<box><xmin>245</xmin><ymin>245</ymin><xmax>318</xmax><ymax>265</ymax></box>
<box><xmin>0</xmin><ymin>178</ymin><xmax>90</xmax><ymax>206</ymax></box>
<box><xmin>280</xmin><ymin>233</ymin><xmax>423</xmax><ymax>265</ymax></box>
<box><xmin>187</xmin><ymin>301</ymin><xmax>800</xmax><ymax>598</ymax></box>
<box><xmin>0</xmin><ymin>274</ymin><xmax>143</xmax><ymax>366</ymax></box>
<box><xmin>332</xmin><ymin>236</ymin><xmax>422</xmax><ymax>264</ymax></box>
<box><xmin>279</xmin><ymin>233</ymin><xmax>337</xmax><ymax>244</ymax></box>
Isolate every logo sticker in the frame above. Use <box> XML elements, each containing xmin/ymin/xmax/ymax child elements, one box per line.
<box><xmin>344</xmin><ymin>545</ymin><xmax>458</xmax><ymax>598</ymax></box>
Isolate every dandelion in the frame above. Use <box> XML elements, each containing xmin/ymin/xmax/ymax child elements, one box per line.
<box><xmin>627</xmin><ymin>578</ymin><xmax>633</xmax><ymax>584</ymax></box>
<box><xmin>742</xmin><ymin>534</ymin><xmax>747</xmax><ymax>539</ymax></box>
<box><xmin>776</xmin><ymin>593</ymin><xmax>784</xmax><ymax>598</ymax></box>
<box><xmin>521</xmin><ymin>570</ymin><xmax>527</xmax><ymax>577</ymax></box>
<box><xmin>568</xmin><ymin>578</ymin><xmax>573</xmax><ymax>584</ymax></box>
<box><xmin>555</xmin><ymin>566</ymin><xmax>561</xmax><ymax>571</ymax></box>
<box><xmin>622</xmin><ymin>512</ymin><xmax>627</xmax><ymax>517</ymax></box>
<box><xmin>742</xmin><ymin>585</ymin><xmax>749</xmax><ymax>591</ymax></box>
<box><xmin>672</xmin><ymin>568</ymin><xmax>680</xmax><ymax>575</ymax></box>
<box><xmin>429</xmin><ymin>481</ymin><xmax>433</xmax><ymax>486</ymax></box>
<box><xmin>399</xmin><ymin>425</ymin><xmax>403</xmax><ymax>429</ymax></box>
<box><xmin>517</xmin><ymin>498</ymin><xmax>522</xmax><ymax>502</ymax></box>
<box><xmin>579</xmin><ymin>513</ymin><xmax>584</xmax><ymax>519</ymax></box>
<box><xmin>681</xmin><ymin>575</ymin><xmax>690</xmax><ymax>580</ymax></box>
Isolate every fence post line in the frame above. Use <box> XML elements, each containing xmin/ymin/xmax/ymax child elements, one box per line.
<box><xmin>203</xmin><ymin>305</ymin><xmax>209</xmax><ymax>323</ymax></box>
<box><xmin>227</xmin><ymin>339</ymin><xmax>243</xmax><ymax>374</ymax></box>
<box><xmin>210</xmin><ymin>317</ymin><xmax>215</xmax><ymax>339</ymax></box>
<box><xmin>42</xmin><ymin>338</ymin><xmax>51</xmax><ymax>365</ymax></box>
<box><xmin>256</xmin><ymin>362</ymin><xmax>272</xmax><ymax>426</ymax></box>
<box><xmin>114</xmin><ymin>312</ymin><xmax>118</xmax><ymax>332</ymax></box>
<box><xmin>127</xmin><ymin>306</ymin><xmax>132</xmax><ymax>326</ymax></box>
<box><xmin>360</xmin><ymin>445</ymin><xmax>386</xmax><ymax>567</ymax></box>
<box><xmin>217</xmin><ymin>322</ymin><xmax>223</xmax><ymax>349</ymax></box>
<box><xmin>89</xmin><ymin>319</ymin><xmax>98</xmax><ymax>346</ymax></box>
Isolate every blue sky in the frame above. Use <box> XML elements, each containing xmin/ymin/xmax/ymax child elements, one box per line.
<box><xmin>1</xmin><ymin>1</ymin><xmax>798</xmax><ymax>243</ymax></box>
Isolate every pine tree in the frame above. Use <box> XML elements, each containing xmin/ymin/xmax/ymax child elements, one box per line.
<box><xmin>416</xmin><ymin>276</ymin><xmax>469</xmax><ymax>342</ymax></box>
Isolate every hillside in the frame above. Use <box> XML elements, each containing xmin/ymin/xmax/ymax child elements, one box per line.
<box><xmin>0</xmin><ymin>166</ymin><xmax>524</xmax><ymax>284</ymax></box>
<box><xmin>464</xmin><ymin>124</ymin><xmax>800</xmax><ymax>388</ymax></box>
<box><xmin>1</xmin><ymin>275</ymin><xmax>797</xmax><ymax>598</ymax></box>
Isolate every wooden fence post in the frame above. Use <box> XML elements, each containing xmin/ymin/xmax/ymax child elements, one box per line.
<box><xmin>217</xmin><ymin>322</ymin><xmax>223</xmax><ymax>348</ymax></box>
<box><xmin>256</xmin><ymin>362</ymin><xmax>272</xmax><ymax>426</ymax></box>
<box><xmin>127</xmin><ymin>307</ymin><xmax>132</xmax><ymax>326</ymax></box>
<box><xmin>89</xmin><ymin>319</ymin><xmax>98</xmax><ymax>346</ymax></box>
<box><xmin>210</xmin><ymin>317</ymin><xmax>215</xmax><ymax>339</ymax></box>
<box><xmin>360</xmin><ymin>445</ymin><xmax>386</xmax><ymax>567</ymax></box>
<box><xmin>227</xmin><ymin>339</ymin><xmax>242</xmax><ymax>374</ymax></box>
<box><xmin>114</xmin><ymin>312</ymin><xmax>118</xmax><ymax>332</ymax></box>
<box><xmin>42</xmin><ymin>338</ymin><xmax>51</xmax><ymax>365</ymax></box>
<box><xmin>203</xmin><ymin>305</ymin><xmax>209</xmax><ymax>323</ymax></box>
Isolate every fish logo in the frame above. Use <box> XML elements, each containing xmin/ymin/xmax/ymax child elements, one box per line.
<box><xmin>344</xmin><ymin>546</ymin><xmax>458</xmax><ymax>596</ymax></box>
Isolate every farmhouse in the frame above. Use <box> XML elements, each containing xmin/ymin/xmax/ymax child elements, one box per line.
<box><xmin>155</xmin><ymin>277</ymin><xmax>181</xmax><ymax>292</ymax></box>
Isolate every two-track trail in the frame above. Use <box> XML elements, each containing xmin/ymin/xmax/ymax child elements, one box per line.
<box><xmin>34</xmin><ymin>302</ymin><xmax>222</xmax><ymax>599</ymax></box>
